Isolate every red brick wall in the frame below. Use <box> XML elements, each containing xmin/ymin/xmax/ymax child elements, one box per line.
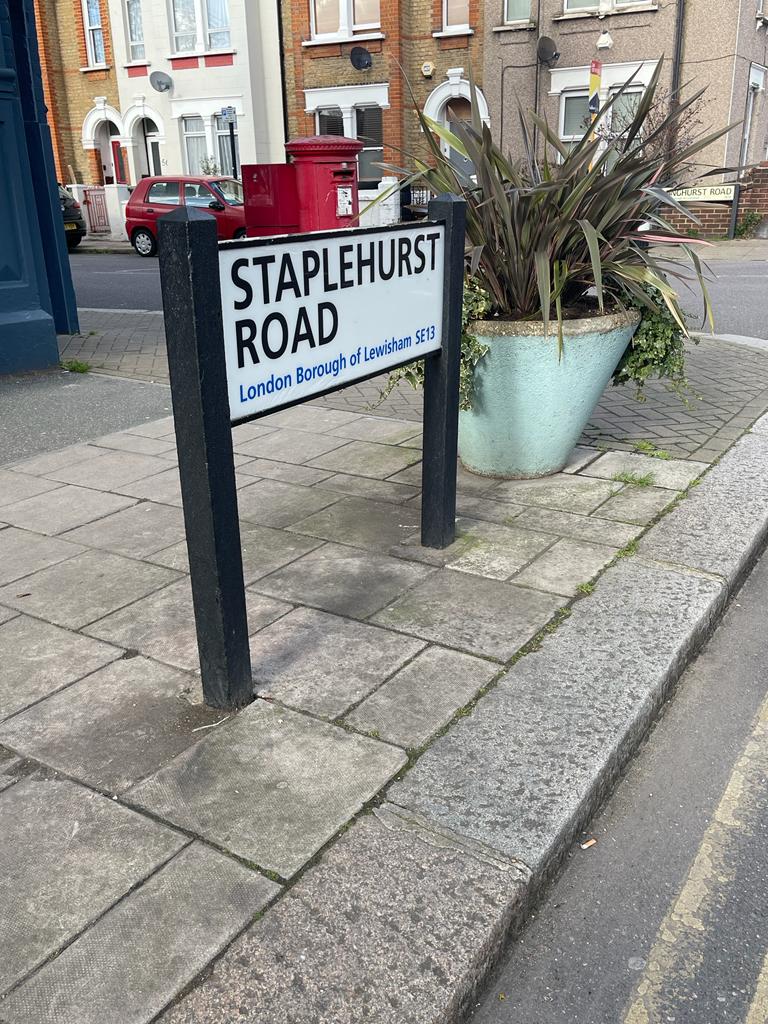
<box><xmin>665</xmin><ymin>164</ymin><xmax>768</xmax><ymax>239</ymax></box>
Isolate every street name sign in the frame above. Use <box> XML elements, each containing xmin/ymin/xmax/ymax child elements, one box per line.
<box><xmin>218</xmin><ymin>224</ymin><xmax>445</xmax><ymax>421</ymax></box>
<box><xmin>670</xmin><ymin>184</ymin><xmax>737</xmax><ymax>203</ymax></box>
<box><xmin>157</xmin><ymin>197</ymin><xmax>466</xmax><ymax>709</ymax></box>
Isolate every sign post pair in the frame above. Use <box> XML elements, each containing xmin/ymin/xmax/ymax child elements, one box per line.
<box><xmin>157</xmin><ymin>195</ymin><xmax>466</xmax><ymax>710</ymax></box>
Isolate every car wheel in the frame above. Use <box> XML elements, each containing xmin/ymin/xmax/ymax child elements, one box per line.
<box><xmin>132</xmin><ymin>228</ymin><xmax>157</xmax><ymax>257</ymax></box>
<box><xmin>66</xmin><ymin>236</ymin><xmax>82</xmax><ymax>250</ymax></box>
<box><xmin>233</xmin><ymin>228</ymin><xmax>246</xmax><ymax>240</ymax></box>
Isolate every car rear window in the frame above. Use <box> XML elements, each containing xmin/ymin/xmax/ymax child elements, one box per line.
<box><xmin>147</xmin><ymin>182</ymin><xmax>181</xmax><ymax>205</ymax></box>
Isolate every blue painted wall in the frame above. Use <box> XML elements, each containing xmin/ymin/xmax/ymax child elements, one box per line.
<box><xmin>0</xmin><ymin>0</ymin><xmax>78</xmax><ymax>375</ymax></box>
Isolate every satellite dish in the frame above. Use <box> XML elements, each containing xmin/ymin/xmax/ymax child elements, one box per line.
<box><xmin>350</xmin><ymin>46</ymin><xmax>372</xmax><ymax>71</ymax></box>
<box><xmin>536</xmin><ymin>36</ymin><xmax>560</xmax><ymax>67</ymax></box>
<box><xmin>149</xmin><ymin>71</ymin><xmax>173</xmax><ymax>93</ymax></box>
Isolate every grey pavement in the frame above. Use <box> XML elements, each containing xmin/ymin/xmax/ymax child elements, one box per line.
<box><xmin>60</xmin><ymin>310</ymin><xmax>768</xmax><ymax>462</ymax></box>
<box><xmin>1</xmin><ymin>378</ymin><xmax>768</xmax><ymax>1019</ymax></box>
<box><xmin>471</xmin><ymin>531</ymin><xmax>768</xmax><ymax>1024</ymax></box>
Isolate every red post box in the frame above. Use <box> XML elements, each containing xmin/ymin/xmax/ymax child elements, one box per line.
<box><xmin>242</xmin><ymin>163</ymin><xmax>300</xmax><ymax>237</ymax></box>
<box><xmin>285</xmin><ymin>135</ymin><xmax>364</xmax><ymax>232</ymax></box>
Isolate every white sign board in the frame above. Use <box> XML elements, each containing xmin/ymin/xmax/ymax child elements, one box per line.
<box><xmin>218</xmin><ymin>224</ymin><xmax>445</xmax><ymax>421</ymax></box>
<box><xmin>670</xmin><ymin>184</ymin><xmax>736</xmax><ymax>203</ymax></box>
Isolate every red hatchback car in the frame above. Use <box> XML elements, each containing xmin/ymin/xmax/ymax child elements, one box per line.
<box><xmin>125</xmin><ymin>175</ymin><xmax>246</xmax><ymax>256</ymax></box>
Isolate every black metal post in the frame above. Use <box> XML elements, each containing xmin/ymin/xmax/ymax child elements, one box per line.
<box><xmin>158</xmin><ymin>206</ymin><xmax>253</xmax><ymax>710</ymax></box>
<box><xmin>728</xmin><ymin>183</ymin><xmax>741</xmax><ymax>240</ymax></box>
<box><xmin>229</xmin><ymin>120</ymin><xmax>237</xmax><ymax>178</ymax></box>
<box><xmin>421</xmin><ymin>193</ymin><xmax>466</xmax><ymax>548</ymax></box>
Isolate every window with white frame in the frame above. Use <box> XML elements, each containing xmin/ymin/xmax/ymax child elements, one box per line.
<box><xmin>443</xmin><ymin>0</ymin><xmax>470</xmax><ymax>31</ymax></box>
<box><xmin>315</xmin><ymin>103</ymin><xmax>384</xmax><ymax>187</ymax></box>
<box><xmin>215</xmin><ymin>113</ymin><xmax>240</xmax><ymax>176</ymax></box>
<box><xmin>182</xmin><ymin>115</ymin><xmax>208</xmax><ymax>173</ymax></box>
<box><xmin>310</xmin><ymin>0</ymin><xmax>380</xmax><ymax>39</ymax></box>
<box><xmin>564</xmin><ymin>0</ymin><xmax>637</xmax><ymax>10</ymax></box>
<box><xmin>125</xmin><ymin>0</ymin><xmax>145</xmax><ymax>60</ymax></box>
<box><xmin>505</xmin><ymin>0</ymin><xmax>530</xmax><ymax>21</ymax></box>
<box><xmin>558</xmin><ymin>87</ymin><xmax>642</xmax><ymax>156</ymax></box>
<box><xmin>82</xmin><ymin>0</ymin><xmax>106</xmax><ymax>65</ymax></box>
<box><xmin>559</xmin><ymin>92</ymin><xmax>590</xmax><ymax>150</ymax></box>
<box><xmin>170</xmin><ymin>0</ymin><xmax>229</xmax><ymax>52</ymax></box>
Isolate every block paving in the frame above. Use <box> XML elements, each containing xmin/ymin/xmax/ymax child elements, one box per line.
<box><xmin>0</xmin><ymin>399</ymin><xmax>750</xmax><ymax>1022</ymax></box>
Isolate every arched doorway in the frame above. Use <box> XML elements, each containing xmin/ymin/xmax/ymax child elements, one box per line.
<box><xmin>95</xmin><ymin>119</ymin><xmax>127</xmax><ymax>184</ymax></box>
<box><xmin>424</xmin><ymin>68</ymin><xmax>490</xmax><ymax>177</ymax></box>
<box><xmin>134</xmin><ymin>117</ymin><xmax>163</xmax><ymax>178</ymax></box>
<box><xmin>444</xmin><ymin>97</ymin><xmax>474</xmax><ymax>175</ymax></box>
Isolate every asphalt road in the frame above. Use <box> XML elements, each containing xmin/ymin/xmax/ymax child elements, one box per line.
<box><xmin>471</xmin><ymin>552</ymin><xmax>768</xmax><ymax>1024</ymax></box>
<box><xmin>69</xmin><ymin>252</ymin><xmax>768</xmax><ymax>339</ymax></box>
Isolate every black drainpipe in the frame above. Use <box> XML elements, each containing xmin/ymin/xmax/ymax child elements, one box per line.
<box><xmin>276</xmin><ymin>0</ymin><xmax>290</xmax><ymax>147</ymax></box>
<box><xmin>668</xmin><ymin>0</ymin><xmax>685</xmax><ymax>157</ymax></box>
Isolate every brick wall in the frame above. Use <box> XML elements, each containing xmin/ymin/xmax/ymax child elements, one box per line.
<box><xmin>281</xmin><ymin>0</ymin><xmax>484</xmax><ymax>176</ymax></box>
<box><xmin>34</xmin><ymin>0</ymin><xmax>119</xmax><ymax>184</ymax></box>
<box><xmin>665</xmin><ymin>164</ymin><xmax>768</xmax><ymax>239</ymax></box>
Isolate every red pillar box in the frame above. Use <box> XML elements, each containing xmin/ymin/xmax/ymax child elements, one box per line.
<box><xmin>285</xmin><ymin>135</ymin><xmax>364</xmax><ymax>232</ymax></box>
<box><xmin>242</xmin><ymin>164</ymin><xmax>300</xmax><ymax>237</ymax></box>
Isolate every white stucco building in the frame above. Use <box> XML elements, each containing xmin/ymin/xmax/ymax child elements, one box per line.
<box><xmin>85</xmin><ymin>0</ymin><xmax>284</xmax><ymax>186</ymax></box>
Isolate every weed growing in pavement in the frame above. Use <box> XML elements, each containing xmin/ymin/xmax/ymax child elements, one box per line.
<box><xmin>616</xmin><ymin>538</ymin><xmax>640</xmax><ymax>558</ymax></box>
<box><xmin>633</xmin><ymin>440</ymin><xmax>672</xmax><ymax>460</ymax></box>
<box><xmin>612</xmin><ymin>470</ymin><xmax>655</xmax><ymax>487</ymax></box>
<box><xmin>576</xmin><ymin>582</ymin><xmax>595</xmax><ymax>595</ymax></box>
<box><xmin>61</xmin><ymin>359</ymin><xmax>91</xmax><ymax>373</ymax></box>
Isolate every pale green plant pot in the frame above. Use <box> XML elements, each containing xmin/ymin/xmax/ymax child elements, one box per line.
<box><xmin>458</xmin><ymin>310</ymin><xmax>640</xmax><ymax>479</ymax></box>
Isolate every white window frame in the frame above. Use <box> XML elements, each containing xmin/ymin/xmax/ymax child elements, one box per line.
<box><xmin>81</xmin><ymin>0</ymin><xmax>106</xmax><ymax>67</ymax></box>
<box><xmin>215</xmin><ymin>113</ymin><xmax>239</xmax><ymax>176</ymax></box>
<box><xmin>309</xmin><ymin>0</ymin><xmax>381</xmax><ymax>41</ymax></box>
<box><xmin>182</xmin><ymin>114</ymin><xmax>208</xmax><ymax>174</ymax></box>
<box><xmin>169</xmin><ymin>0</ymin><xmax>231</xmax><ymax>55</ymax></box>
<box><xmin>442</xmin><ymin>0</ymin><xmax>470</xmax><ymax>33</ymax></box>
<box><xmin>504</xmin><ymin>0</ymin><xmax>531</xmax><ymax>23</ymax></box>
<box><xmin>558</xmin><ymin>90</ymin><xmax>590</xmax><ymax>146</ymax></box>
<box><xmin>563</xmin><ymin>0</ymin><xmax>647</xmax><ymax>12</ymax></box>
<box><xmin>125</xmin><ymin>0</ymin><xmax>145</xmax><ymax>61</ymax></box>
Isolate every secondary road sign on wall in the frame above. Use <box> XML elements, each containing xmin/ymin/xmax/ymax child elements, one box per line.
<box><xmin>219</xmin><ymin>224</ymin><xmax>445</xmax><ymax>421</ymax></box>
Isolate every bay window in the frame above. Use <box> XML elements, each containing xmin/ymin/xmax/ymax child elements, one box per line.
<box><xmin>183</xmin><ymin>116</ymin><xmax>208</xmax><ymax>174</ymax></box>
<box><xmin>315</xmin><ymin>102</ymin><xmax>385</xmax><ymax>187</ymax></box>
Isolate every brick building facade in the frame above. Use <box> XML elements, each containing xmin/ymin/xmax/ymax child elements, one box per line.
<box><xmin>280</xmin><ymin>0</ymin><xmax>487</xmax><ymax>191</ymax></box>
<box><xmin>34</xmin><ymin>0</ymin><xmax>119</xmax><ymax>185</ymax></box>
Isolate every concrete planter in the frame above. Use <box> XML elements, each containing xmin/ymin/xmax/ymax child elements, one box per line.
<box><xmin>458</xmin><ymin>310</ymin><xmax>640</xmax><ymax>479</ymax></box>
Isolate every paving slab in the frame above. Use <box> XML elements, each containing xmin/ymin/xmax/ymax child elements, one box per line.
<box><xmin>128</xmin><ymin>701</ymin><xmax>406</xmax><ymax>877</ymax></box>
<box><xmin>445</xmin><ymin>519</ymin><xmax>555</xmax><ymax>581</ymax></box>
<box><xmin>393</xmin><ymin>461</ymin><xmax>501</xmax><ymax>496</ymax></box>
<box><xmin>61</xmin><ymin>501</ymin><xmax>185</xmax><ymax>557</ymax></box>
<box><xmin>372</xmin><ymin>570</ymin><xmax>562</xmax><ymax>661</ymax></box>
<box><xmin>345</xmin><ymin>647</ymin><xmax>500</xmax><ymax>748</ymax></box>
<box><xmin>390</xmin><ymin>558</ymin><xmax>724</xmax><ymax>875</ymax></box>
<box><xmin>250</xmin><ymin>606</ymin><xmax>425</xmax><ymax>717</ymax></box>
<box><xmin>0</xmin><ymin>471</ymin><xmax>61</xmax><ymax>507</ymax></box>
<box><xmin>289</xmin><ymin>495</ymin><xmax>421</xmax><ymax>550</ymax></box>
<box><xmin>0</xmin><ymin>748</ymin><xmax>23</xmax><ymax>792</ymax></box>
<box><xmin>0</xmin><ymin>484</ymin><xmax>136</xmax><ymax>535</ymax></box>
<box><xmin>85</xmin><ymin>579</ymin><xmax>290</xmax><ymax>673</ymax></box>
<box><xmin>44</xmin><ymin>450</ymin><xmax>173</xmax><ymax>490</ymax></box>
<box><xmin>580</xmin><ymin>450</ymin><xmax>708</xmax><ymax>490</ymax></box>
<box><xmin>308</xmin><ymin>440</ymin><xmax>422</xmax><ymax>479</ymax></box>
<box><xmin>231</xmin><ymin>421</ymin><xmax>280</xmax><ymax>443</ymax></box>
<box><xmin>597</xmin><ymin>484</ymin><xmax>677</xmax><ymax>525</ymax></box>
<box><xmin>490</xmin><ymin>474</ymin><xmax>619</xmax><ymax>515</ymax></box>
<box><xmin>642</xmin><ymin>433</ymin><xmax>768</xmax><ymax>583</ymax></box>
<box><xmin>562</xmin><ymin>446</ymin><xmax>601</xmax><ymax>473</ymax></box>
<box><xmin>234</xmin><ymin>427</ymin><xmax>348</xmax><ymax>464</ymax></box>
<box><xmin>511</xmin><ymin>506</ymin><xmax>643</xmax><ymax>547</ymax></box>
<box><xmin>0</xmin><ymin>842</ymin><xmax>278</xmax><ymax>1024</ymax></box>
<box><xmin>0</xmin><ymin>550</ymin><xmax>179</xmax><ymax>629</ymax></box>
<box><xmin>236</xmin><ymin>478</ymin><xmax>340</xmax><ymax>529</ymax></box>
<box><xmin>0</xmin><ymin>777</ymin><xmax>185</xmax><ymax>994</ymax></box>
<box><xmin>159</xmin><ymin>811</ymin><xmax>527</xmax><ymax>1024</ymax></box>
<box><xmin>0</xmin><ymin>528</ymin><xmax>85</xmax><ymax>586</ymax></box>
<box><xmin>326</xmin><ymin>415</ymin><xmax>422</xmax><ymax>445</ymax></box>
<box><xmin>116</xmin><ymin>466</ymin><xmax>185</xmax><ymax>506</ymax></box>
<box><xmin>259</xmin><ymin>405</ymin><xmax>360</xmax><ymax>432</ymax></box>
<box><xmin>236</xmin><ymin>458</ymin><xmax>332</xmax><ymax>486</ymax></box>
<box><xmin>514</xmin><ymin>537</ymin><xmax>618</xmax><ymax>596</ymax></box>
<box><xmin>91</xmin><ymin>431</ymin><xmax>176</xmax><ymax>457</ymax></box>
<box><xmin>126</xmin><ymin>416</ymin><xmax>175</xmax><ymax>438</ymax></box>
<box><xmin>0</xmin><ymin>657</ymin><xmax>224</xmax><ymax>793</ymax></box>
<box><xmin>0</xmin><ymin>606</ymin><xmax>17</xmax><ymax>626</ymax></box>
<box><xmin>313</xmin><ymin>471</ymin><xmax>420</xmax><ymax>504</ymax></box>
<box><xmin>454</xmin><ymin>494</ymin><xmax>525</xmax><ymax>526</ymax></box>
<box><xmin>252</xmin><ymin>542</ymin><xmax>433</xmax><ymax>619</ymax></box>
<box><xmin>149</xmin><ymin>520</ymin><xmax>321</xmax><ymax>581</ymax></box>
<box><xmin>0</xmin><ymin>615</ymin><xmax>120</xmax><ymax>721</ymax></box>
<box><xmin>8</xmin><ymin>444</ymin><xmax>108</xmax><ymax>477</ymax></box>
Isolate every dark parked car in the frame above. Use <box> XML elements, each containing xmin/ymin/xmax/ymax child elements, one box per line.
<box><xmin>59</xmin><ymin>185</ymin><xmax>86</xmax><ymax>250</ymax></box>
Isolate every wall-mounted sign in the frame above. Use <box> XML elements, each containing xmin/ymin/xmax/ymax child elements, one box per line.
<box><xmin>218</xmin><ymin>223</ymin><xmax>445</xmax><ymax>422</ymax></box>
<box><xmin>670</xmin><ymin>184</ymin><xmax>737</xmax><ymax>203</ymax></box>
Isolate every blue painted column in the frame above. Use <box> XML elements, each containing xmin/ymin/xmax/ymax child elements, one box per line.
<box><xmin>0</xmin><ymin>0</ymin><xmax>75</xmax><ymax>374</ymax></box>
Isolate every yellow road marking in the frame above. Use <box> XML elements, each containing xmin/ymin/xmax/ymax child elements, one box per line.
<box><xmin>623</xmin><ymin>695</ymin><xmax>768</xmax><ymax>1024</ymax></box>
